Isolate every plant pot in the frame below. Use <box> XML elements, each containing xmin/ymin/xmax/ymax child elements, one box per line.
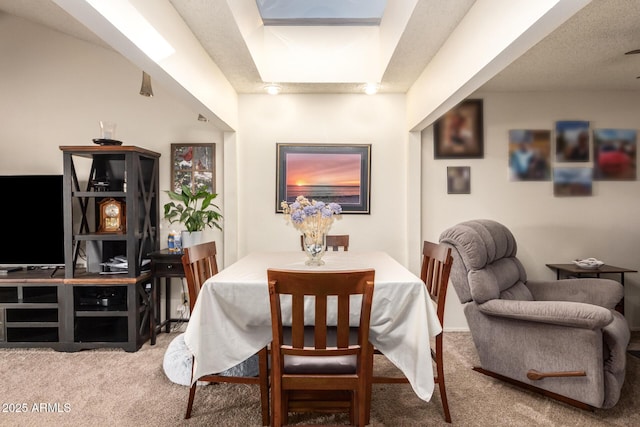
<box><xmin>181</xmin><ymin>230</ymin><xmax>203</xmax><ymax>249</ymax></box>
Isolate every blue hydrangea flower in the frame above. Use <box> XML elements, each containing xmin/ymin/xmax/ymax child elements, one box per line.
<box><xmin>303</xmin><ymin>205</ymin><xmax>318</xmax><ymax>216</ymax></box>
<box><xmin>290</xmin><ymin>210</ymin><xmax>305</xmax><ymax>223</ymax></box>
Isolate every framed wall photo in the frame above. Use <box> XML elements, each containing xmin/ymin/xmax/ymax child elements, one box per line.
<box><xmin>593</xmin><ymin>128</ymin><xmax>637</xmax><ymax>181</ymax></box>
<box><xmin>170</xmin><ymin>143</ymin><xmax>215</xmax><ymax>193</ymax></box>
<box><xmin>434</xmin><ymin>99</ymin><xmax>484</xmax><ymax>159</ymax></box>
<box><xmin>555</xmin><ymin>120</ymin><xmax>589</xmax><ymax>162</ymax></box>
<box><xmin>508</xmin><ymin>129</ymin><xmax>551</xmax><ymax>181</ymax></box>
<box><xmin>447</xmin><ymin>166</ymin><xmax>471</xmax><ymax>194</ymax></box>
<box><xmin>553</xmin><ymin>167</ymin><xmax>593</xmax><ymax>196</ymax></box>
<box><xmin>276</xmin><ymin>143</ymin><xmax>371</xmax><ymax>214</ymax></box>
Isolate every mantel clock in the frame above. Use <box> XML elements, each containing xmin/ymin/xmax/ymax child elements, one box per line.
<box><xmin>98</xmin><ymin>198</ymin><xmax>126</xmax><ymax>233</ymax></box>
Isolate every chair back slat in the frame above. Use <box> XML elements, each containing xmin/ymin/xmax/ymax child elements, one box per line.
<box><xmin>420</xmin><ymin>241</ymin><xmax>453</xmax><ymax>324</ymax></box>
<box><xmin>315</xmin><ymin>296</ymin><xmax>328</xmax><ymax>349</ymax></box>
<box><xmin>291</xmin><ymin>294</ymin><xmax>306</xmax><ymax>348</ymax></box>
<box><xmin>181</xmin><ymin>242</ymin><xmax>219</xmax><ymax>312</ymax></box>
<box><xmin>337</xmin><ymin>294</ymin><xmax>350</xmax><ymax>348</ymax></box>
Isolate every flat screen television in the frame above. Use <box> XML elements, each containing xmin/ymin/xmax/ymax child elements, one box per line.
<box><xmin>0</xmin><ymin>175</ymin><xmax>65</xmax><ymax>268</ymax></box>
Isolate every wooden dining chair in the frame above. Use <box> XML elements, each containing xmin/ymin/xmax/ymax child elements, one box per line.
<box><xmin>369</xmin><ymin>241</ymin><xmax>453</xmax><ymax>423</ymax></box>
<box><xmin>182</xmin><ymin>241</ymin><xmax>270</xmax><ymax>425</ymax></box>
<box><xmin>267</xmin><ymin>268</ymin><xmax>375</xmax><ymax>427</ymax></box>
<box><xmin>300</xmin><ymin>234</ymin><xmax>350</xmax><ymax>251</ymax></box>
<box><xmin>326</xmin><ymin>234</ymin><xmax>349</xmax><ymax>251</ymax></box>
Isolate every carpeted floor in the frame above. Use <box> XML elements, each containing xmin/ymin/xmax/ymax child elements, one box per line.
<box><xmin>0</xmin><ymin>331</ymin><xmax>638</xmax><ymax>426</ymax></box>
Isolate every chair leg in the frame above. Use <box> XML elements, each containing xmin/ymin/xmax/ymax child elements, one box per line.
<box><xmin>435</xmin><ymin>335</ymin><xmax>451</xmax><ymax>423</ymax></box>
<box><xmin>357</xmin><ymin>388</ymin><xmax>367</xmax><ymax>427</ymax></box>
<box><xmin>185</xmin><ymin>382</ymin><xmax>197</xmax><ymax>419</ymax></box>
<box><xmin>258</xmin><ymin>347</ymin><xmax>270</xmax><ymax>426</ymax></box>
<box><xmin>364</xmin><ymin>344</ymin><xmax>374</xmax><ymax>425</ymax></box>
<box><xmin>282</xmin><ymin>391</ymin><xmax>289</xmax><ymax>426</ymax></box>
<box><xmin>271</xmin><ymin>374</ymin><xmax>283</xmax><ymax>427</ymax></box>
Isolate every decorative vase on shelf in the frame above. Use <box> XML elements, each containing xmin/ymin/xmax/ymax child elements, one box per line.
<box><xmin>302</xmin><ymin>232</ymin><xmax>327</xmax><ymax>266</ymax></box>
<box><xmin>281</xmin><ymin>195</ymin><xmax>342</xmax><ymax>267</ymax></box>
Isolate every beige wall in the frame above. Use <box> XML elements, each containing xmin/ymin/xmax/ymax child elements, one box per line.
<box><xmin>235</xmin><ymin>94</ymin><xmax>411</xmax><ymax>264</ymax></box>
<box><xmin>422</xmin><ymin>90</ymin><xmax>640</xmax><ymax>331</ymax></box>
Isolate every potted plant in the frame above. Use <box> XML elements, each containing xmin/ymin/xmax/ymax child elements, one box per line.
<box><xmin>163</xmin><ymin>185</ymin><xmax>222</xmax><ymax>248</ymax></box>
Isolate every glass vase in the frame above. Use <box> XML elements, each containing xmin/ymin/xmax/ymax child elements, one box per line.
<box><xmin>302</xmin><ymin>232</ymin><xmax>327</xmax><ymax>266</ymax></box>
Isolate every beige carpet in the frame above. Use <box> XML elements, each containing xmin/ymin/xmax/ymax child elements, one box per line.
<box><xmin>1</xmin><ymin>331</ymin><xmax>638</xmax><ymax>427</ymax></box>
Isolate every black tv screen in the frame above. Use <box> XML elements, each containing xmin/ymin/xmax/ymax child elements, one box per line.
<box><xmin>0</xmin><ymin>175</ymin><xmax>65</xmax><ymax>267</ymax></box>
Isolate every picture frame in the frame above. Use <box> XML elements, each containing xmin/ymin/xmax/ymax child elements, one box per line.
<box><xmin>170</xmin><ymin>143</ymin><xmax>215</xmax><ymax>193</ymax></box>
<box><xmin>508</xmin><ymin>129</ymin><xmax>551</xmax><ymax>181</ymax></box>
<box><xmin>555</xmin><ymin>120</ymin><xmax>590</xmax><ymax>162</ymax></box>
<box><xmin>593</xmin><ymin>128</ymin><xmax>637</xmax><ymax>181</ymax></box>
<box><xmin>434</xmin><ymin>99</ymin><xmax>484</xmax><ymax>159</ymax></box>
<box><xmin>276</xmin><ymin>143</ymin><xmax>371</xmax><ymax>214</ymax></box>
<box><xmin>553</xmin><ymin>167</ymin><xmax>593</xmax><ymax>196</ymax></box>
<box><xmin>447</xmin><ymin>166</ymin><xmax>471</xmax><ymax>194</ymax></box>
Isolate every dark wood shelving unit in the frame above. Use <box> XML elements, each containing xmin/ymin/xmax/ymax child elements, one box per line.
<box><xmin>59</xmin><ymin>145</ymin><xmax>160</xmax><ymax>351</ymax></box>
<box><xmin>0</xmin><ymin>146</ymin><xmax>160</xmax><ymax>351</ymax></box>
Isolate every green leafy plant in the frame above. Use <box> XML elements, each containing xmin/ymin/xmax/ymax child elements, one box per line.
<box><xmin>163</xmin><ymin>185</ymin><xmax>223</xmax><ymax>232</ymax></box>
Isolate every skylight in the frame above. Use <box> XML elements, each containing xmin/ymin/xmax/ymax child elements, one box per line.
<box><xmin>255</xmin><ymin>0</ymin><xmax>387</xmax><ymax>26</ymax></box>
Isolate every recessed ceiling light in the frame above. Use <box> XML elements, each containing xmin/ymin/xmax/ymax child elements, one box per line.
<box><xmin>265</xmin><ymin>84</ymin><xmax>282</xmax><ymax>95</ymax></box>
<box><xmin>363</xmin><ymin>83</ymin><xmax>379</xmax><ymax>95</ymax></box>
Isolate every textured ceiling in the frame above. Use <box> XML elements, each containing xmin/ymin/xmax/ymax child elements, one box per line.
<box><xmin>1</xmin><ymin>0</ymin><xmax>639</xmax><ymax>94</ymax></box>
<box><xmin>482</xmin><ymin>0</ymin><xmax>640</xmax><ymax>92</ymax></box>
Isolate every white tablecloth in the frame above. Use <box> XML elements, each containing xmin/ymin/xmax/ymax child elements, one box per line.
<box><xmin>183</xmin><ymin>251</ymin><xmax>442</xmax><ymax>401</ymax></box>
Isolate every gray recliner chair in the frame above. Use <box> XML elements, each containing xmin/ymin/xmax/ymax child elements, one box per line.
<box><xmin>439</xmin><ymin>219</ymin><xmax>630</xmax><ymax>409</ymax></box>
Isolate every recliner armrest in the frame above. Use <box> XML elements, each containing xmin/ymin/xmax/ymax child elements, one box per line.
<box><xmin>525</xmin><ymin>279</ymin><xmax>623</xmax><ymax>309</ymax></box>
<box><xmin>478</xmin><ymin>299</ymin><xmax>613</xmax><ymax>329</ymax></box>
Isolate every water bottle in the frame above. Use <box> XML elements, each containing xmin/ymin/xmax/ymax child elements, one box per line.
<box><xmin>174</xmin><ymin>232</ymin><xmax>182</xmax><ymax>253</ymax></box>
<box><xmin>168</xmin><ymin>230</ymin><xmax>176</xmax><ymax>252</ymax></box>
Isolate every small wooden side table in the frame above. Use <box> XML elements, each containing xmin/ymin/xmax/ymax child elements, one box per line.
<box><xmin>148</xmin><ymin>249</ymin><xmax>186</xmax><ymax>340</ymax></box>
<box><xmin>545</xmin><ymin>263</ymin><xmax>637</xmax><ymax>315</ymax></box>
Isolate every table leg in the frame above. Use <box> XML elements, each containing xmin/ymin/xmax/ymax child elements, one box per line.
<box><xmin>150</xmin><ymin>280</ymin><xmax>157</xmax><ymax>345</ymax></box>
<box><xmin>165</xmin><ymin>277</ymin><xmax>171</xmax><ymax>333</ymax></box>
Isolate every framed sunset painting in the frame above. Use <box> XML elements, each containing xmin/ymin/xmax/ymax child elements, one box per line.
<box><xmin>276</xmin><ymin>143</ymin><xmax>371</xmax><ymax>214</ymax></box>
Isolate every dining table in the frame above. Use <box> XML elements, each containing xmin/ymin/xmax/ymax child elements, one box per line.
<box><xmin>183</xmin><ymin>250</ymin><xmax>442</xmax><ymax>402</ymax></box>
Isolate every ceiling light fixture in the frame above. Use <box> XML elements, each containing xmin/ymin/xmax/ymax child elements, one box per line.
<box><xmin>139</xmin><ymin>71</ymin><xmax>153</xmax><ymax>97</ymax></box>
<box><xmin>265</xmin><ymin>84</ymin><xmax>282</xmax><ymax>95</ymax></box>
<box><xmin>363</xmin><ymin>83</ymin><xmax>379</xmax><ymax>95</ymax></box>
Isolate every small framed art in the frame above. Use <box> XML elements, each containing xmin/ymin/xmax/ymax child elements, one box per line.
<box><xmin>447</xmin><ymin>166</ymin><xmax>471</xmax><ymax>194</ymax></box>
<box><xmin>434</xmin><ymin>99</ymin><xmax>484</xmax><ymax>159</ymax></box>
<box><xmin>170</xmin><ymin>143</ymin><xmax>215</xmax><ymax>193</ymax></box>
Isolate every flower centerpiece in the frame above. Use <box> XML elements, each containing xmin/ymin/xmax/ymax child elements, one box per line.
<box><xmin>281</xmin><ymin>195</ymin><xmax>342</xmax><ymax>266</ymax></box>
